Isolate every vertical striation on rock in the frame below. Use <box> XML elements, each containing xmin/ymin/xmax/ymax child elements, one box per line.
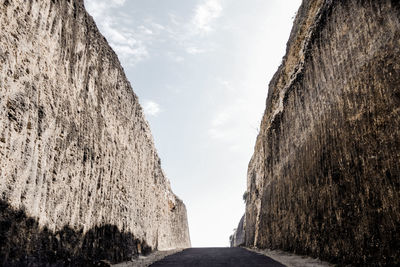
<box><xmin>244</xmin><ymin>0</ymin><xmax>400</xmax><ymax>265</ymax></box>
<box><xmin>0</xmin><ymin>0</ymin><xmax>190</xmax><ymax>265</ymax></box>
<box><xmin>229</xmin><ymin>214</ymin><xmax>245</xmax><ymax>248</ymax></box>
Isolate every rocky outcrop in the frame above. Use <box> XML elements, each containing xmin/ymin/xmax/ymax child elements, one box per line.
<box><xmin>230</xmin><ymin>215</ymin><xmax>245</xmax><ymax>247</ymax></box>
<box><xmin>0</xmin><ymin>0</ymin><xmax>190</xmax><ymax>265</ymax></box>
<box><xmin>244</xmin><ymin>0</ymin><xmax>400</xmax><ymax>265</ymax></box>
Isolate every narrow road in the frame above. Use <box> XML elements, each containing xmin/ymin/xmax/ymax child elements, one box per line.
<box><xmin>150</xmin><ymin>247</ymin><xmax>286</xmax><ymax>267</ymax></box>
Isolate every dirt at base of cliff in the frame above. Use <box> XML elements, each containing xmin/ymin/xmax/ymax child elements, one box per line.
<box><xmin>247</xmin><ymin>248</ymin><xmax>334</xmax><ymax>267</ymax></box>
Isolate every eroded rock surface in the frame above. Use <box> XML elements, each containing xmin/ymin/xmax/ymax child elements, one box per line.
<box><xmin>244</xmin><ymin>0</ymin><xmax>400</xmax><ymax>265</ymax></box>
<box><xmin>230</xmin><ymin>215</ymin><xmax>245</xmax><ymax>247</ymax></box>
<box><xmin>0</xmin><ymin>0</ymin><xmax>190</xmax><ymax>265</ymax></box>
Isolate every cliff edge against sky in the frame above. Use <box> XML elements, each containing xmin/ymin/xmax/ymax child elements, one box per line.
<box><xmin>0</xmin><ymin>0</ymin><xmax>190</xmax><ymax>265</ymax></box>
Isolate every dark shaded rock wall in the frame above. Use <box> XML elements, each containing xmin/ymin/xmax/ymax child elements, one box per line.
<box><xmin>0</xmin><ymin>0</ymin><xmax>190</xmax><ymax>265</ymax></box>
<box><xmin>0</xmin><ymin>200</ymin><xmax>151</xmax><ymax>266</ymax></box>
<box><xmin>244</xmin><ymin>0</ymin><xmax>400</xmax><ymax>265</ymax></box>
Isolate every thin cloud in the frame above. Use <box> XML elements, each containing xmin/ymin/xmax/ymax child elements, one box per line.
<box><xmin>149</xmin><ymin>1</ymin><xmax>223</xmax><ymax>57</ymax></box>
<box><xmin>212</xmin><ymin>111</ymin><xmax>231</xmax><ymax>127</ymax></box>
<box><xmin>111</xmin><ymin>0</ymin><xmax>126</xmax><ymax>5</ymax></box>
<box><xmin>192</xmin><ymin>0</ymin><xmax>223</xmax><ymax>34</ymax></box>
<box><xmin>84</xmin><ymin>1</ymin><xmax>106</xmax><ymax>18</ymax></box>
<box><xmin>167</xmin><ymin>52</ymin><xmax>185</xmax><ymax>63</ymax></box>
<box><xmin>103</xmin><ymin>19</ymin><xmax>149</xmax><ymax>65</ymax></box>
<box><xmin>207</xmin><ymin>80</ymin><xmax>258</xmax><ymax>144</ymax></box>
<box><xmin>208</xmin><ymin>110</ymin><xmax>235</xmax><ymax>141</ymax></box>
<box><xmin>143</xmin><ymin>101</ymin><xmax>161</xmax><ymax>117</ymax></box>
<box><xmin>138</xmin><ymin>25</ymin><xmax>153</xmax><ymax>35</ymax></box>
<box><xmin>85</xmin><ymin>0</ymin><xmax>150</xmax><ymax>66</ymax></box>
<box><xmin>85</xmin><ymin>0</ymin><xmax>125</xmax><ymax>17</ymax></box>
<box><xmin>186</xmin><ymin>46</ymin><xmax>206</xmax><ymax>55</ymax></box>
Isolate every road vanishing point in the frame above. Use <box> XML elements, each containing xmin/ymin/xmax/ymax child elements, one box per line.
<box><xmin>150</xmin><ymin>247</ymin><xmax>286</xmax><ymax>267</ymax></box>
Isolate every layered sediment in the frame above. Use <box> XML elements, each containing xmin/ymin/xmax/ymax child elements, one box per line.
<box><xmin>244</xmin><ymin>0</ymin><xmax>400</xmax><ymax>265</ymax></box>
<box><xmin>0</xmin><ymin>0</ymin><xmax>190</xmax><ymax>265</ymax></box>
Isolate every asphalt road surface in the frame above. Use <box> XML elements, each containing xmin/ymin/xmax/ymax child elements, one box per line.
<box><xmin>149</xmin><ymin>247</ymin><xmax>286</xmax><ymax>267</ymax></box>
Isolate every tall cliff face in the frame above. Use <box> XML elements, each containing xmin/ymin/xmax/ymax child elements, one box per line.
<box><xmin>245</xmin><ymin>0</ymin><xmax>400</xmax><ymax>265</ymax></box>
<box><xmin>0</xmin><ymin>0</ymin><xmax>190</xmax><ymax>264</ymax></box>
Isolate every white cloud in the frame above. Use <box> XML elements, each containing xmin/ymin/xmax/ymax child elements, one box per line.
<box><xmin>212</xmin><ymin>111</ymin><xmax>230</xmax><ymax>127</ymax></box>
<box><xmin>192</xmin><ymin>0</ymin><xmax>223</xmax><ymax>33</ymax></box>
<box><xmin>208</xmin><ymin>109</ymin><xmax>236</xmax><ymax>141</ymax></box>
<box><xmin>185</xmin><ymin>46</ymin><xmax>206</xmax><ymax>55</ymax></box>
<box><xmin>143</xmin><ymin>101</ymin><xmax>161</xmax><ymax>117</ymax></box>
<box><xmin>85</xmin><ymin>0</ymin><xmax>150</xmax><ymax>66</ymax></box>
<box><xmin>111</xmin><ymin>0</ymin><xmax>126</xmax><ymax>5</ymax></box>
<box><xmin>144</xmin><ymin>1</ymin><xmax>223</xmax><ymax>57</ymax></box>
<box><xmin>84</xmin><ymin>1</ymin><xmax>106</xmax><ymax>18</ymax></box>
<box><xmin>167</xmin><ymin>52</ymin><xmax>185</xmax><ymax>63</ymax></box>
<box><xmin>110</xmin><ymin>42</ymin><xmax>148</xmax><ymax>63</ymax></box>
<box><xmin>138</xmin><ymin>25</ymin><xmax>153</xmax><ymax>35</ymax></box>
<box><xmin>85</xmin><ymin>0</ymin><xmax>125</xmax><ymax>17</ymax></box>
<box><xmin>102</xmin><ymin>18</ymin><xmax>149</xmax><ymax>65</ymax></box>
<box><xmin>151</xmin><ymin>22</ymin><xmax>166</xmax><ymax>31</ymax></box>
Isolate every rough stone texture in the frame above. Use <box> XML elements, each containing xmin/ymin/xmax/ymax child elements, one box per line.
<box><xmin>230</xmin><ymin>215</ymin><xmax>245</xmax><ymax>247</ymax></box>
<box><xmin>0</xmin><ymin>0</ymin><xmax>190</xmax><ymax>265</ymax></box>
<box><xmin>244</xmin><ymin>0</ymin><xmax>400</xmax><ymax>265</ymax></box>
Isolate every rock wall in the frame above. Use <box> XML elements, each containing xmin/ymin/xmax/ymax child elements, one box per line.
<box><xmin>0</xmin><ymin>0</ymin><xmax>190</xmax><ymax>265</ymax></box>
<box><xmin>230</xmin><ymin>215</ymin><xmax>245</xmax><ymax>247</ymax></box>
<box><xmin>244</xmin><ymin>0</ymin><xmax>400</xmax><ymax>265</ymax></box>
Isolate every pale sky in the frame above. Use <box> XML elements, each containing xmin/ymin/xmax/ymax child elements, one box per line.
<box><xmin>85</xmin><ymin>0</ymin><xmax>302</xmax><ymax>247</ymax></box>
